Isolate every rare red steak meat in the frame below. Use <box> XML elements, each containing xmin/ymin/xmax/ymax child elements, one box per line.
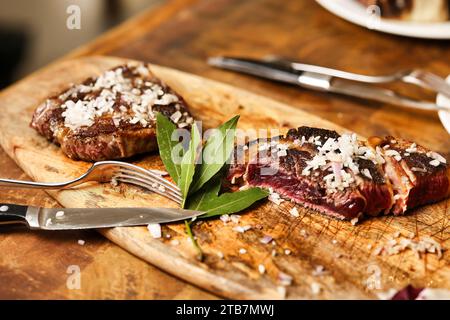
<box><xmin>227</xmin><ymin>126</ymin><xmax>449</xmax><ymax>220</ymax></box>
<box><xmin>30</xmin><ymin>63</ymin><xmax>193</xmax><ymax>161</ymax></box>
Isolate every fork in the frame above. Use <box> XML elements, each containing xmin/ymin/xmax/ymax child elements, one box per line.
<box><xmin>264</xmin><ymin>55</ymin><xmax>450</xmax><ymax>99</ymax></box>
<box><xmin>209</xmin><ymin>56</ymin><xmax>450</xmax><ymax>112</ymax></box>
<box><xmin>0</xmin><ymin>161</ymin><xmax>183</xmax><ymax>204</ymax></box>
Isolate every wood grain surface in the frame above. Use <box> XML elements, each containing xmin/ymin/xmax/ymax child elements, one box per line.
<box><xmin>0</xmin><ymin>55</ymin><xmax>448</xmax><ymax>300</ymax></box>
<box><xmin>0</xmin><ymin>0</ymin><xmax>449</xmax><ymax>299</ymax></box>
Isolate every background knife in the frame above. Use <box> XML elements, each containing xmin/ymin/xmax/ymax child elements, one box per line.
<box><xmin>0</xmin><ymin>203</ymin><xmax>203</xmax><ymax>230</ymax></box>
<box><xmin>208</xmin><ymin>56</ymin><xmax>447</xmax><ymax>112</ymax></box>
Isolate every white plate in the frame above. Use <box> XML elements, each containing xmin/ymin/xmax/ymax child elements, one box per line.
<box><xmin>437</xmin><ymin>76</ymin><xmax>450</xmax><ymax>134</ymax></box>
<box><xmin>316</xmin><ymin>0</ymin><xmax>450</xmax><ymax>39</ymax></box>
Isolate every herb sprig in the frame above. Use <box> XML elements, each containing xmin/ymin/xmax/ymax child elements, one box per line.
<box><xmin>156</xmin><ymin>114</ymin><xmax>269</xmax><ymax>258</ymax></box>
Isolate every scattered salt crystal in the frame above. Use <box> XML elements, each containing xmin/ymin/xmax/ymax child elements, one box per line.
<box><xmin>350</xmin><ymin>218</ymin><xmax>359</xmax><ymax>225</ymax></box>
<box><xmin>220</xmin><ymin>214</ymin><xmax>230</xmax><ymax>223</ymax></box>
<box><xmin>110</xmin><ymin>177</ymin><xmax>118</xmax><ymax>187</ymax></box>
<box><xmin>233</xmin><ymin>225</ymin><xmax>252</xmax><ymax>233</ymax></box>
<box><xmin>277</xmin><ymin>286</ymin><xmax>287</xmax><ymax>299</ymax></box>
<box><xmin>258</xmin><ymin>264</ymin><xmax>266</xmax><ymax>274</ymax></box>
<box><xmin>271</xmin><ymin>249</ymin><xmax>277</xmax><ymax>257</ymax></box>
<box><xmin>217</xmin><ymin>251</ymin><xmax>224</xmax><ymax>259</ymax></box>
<box><xmin>405</xmin><ymin>143</ymin><xmax>417</xmax><ymax>153</ymax></box>
<box><xmin>361</xmin><ymin>168</ymin><xmax>372</xmax><ymax>180</ymax></box>
<box><xmin>78</xmin><ymin>239</ymin><xmax>85</xmax><ymax>246</ymax></box>
<box><xmin>332</xmin><ymin>239</ymin><xmax>338</xmax><ymax>245</ymax></box>
<box><xmin>147</xmin><ymin>223</ymin><xmax>162</xmax><ymax>238</ymax></box>
<box><xmin>239</xmin><ymin>248</ymin><xmax>247</xmax><ymax>254</ymax></box>
<box><xmin>278</xmin><ymin>272</ymin><xmax>293</xmax><ymax>286</ymax></box>
<box><xmin>429</xmin><ymin>159</ymin><xmax>440</xmax><ymax>167</ymax></box>
<box><xmin>427</xmin><ymin>151</ymin><xmax>447</xmax><ymax>164</ymax></box>
<box><xmin>300</xmin><ymin>229</ymin><xmax>308</xmax><ymax>238</ymax></box>
<box><xmin>311</xmin><ymin>282</ymin><xmax>322</xmax><ymax>295</ymax></box>
<box><xmin>170</xmin><ymin>110</ymin><xmax>182</xmax><ymax>123</ymax></box>
<box><xmin>312</xmin><ymin>265</ymin><xmax>326</xmax><ymax>276</ymax></box>
<box><xmin>0</xmin><ymin>205</ymin><xmax>9</xmax><ymax>212</ymax></box>
<box><xmin>260</xmin><ymin>235</ymin><xmax>273</xmax><ymax>244</ymax></box>
<box><xmin>230</xmin><ymin>214</ymin><xmax>241</xmax><ymax>224</ymax></box>
<box><xmin>268</xmin><ymin>190</ymin><xmax>284</xmax><ymax>205</ymax></box>
<box><xmin>284</xmin><ymin>249</ymin><xmax>291</xmax><ymax>255</ymax></box>
<box><xmin>170</xmin><ymin>239</ymin><xmax>180</xmax><ymax>246</ymax></box>
<box><xmin>289</xmin><ymin>207</ymin><xmax>299</xmax><ymax>217</ymax></box>
<box><xmin>150</xmin><ymin>169</ymin><xmax>169</xmax><ymax>176</ymax></box>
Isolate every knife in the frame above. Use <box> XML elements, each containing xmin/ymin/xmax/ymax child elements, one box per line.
<box><xmin>208</xmin><ymin>56</ymin><xmax>449</xmax><ymax>112</ymax></box>
<box><xmin>0</xmin><ymin>203</ymin><xmax>203</xmax><ymax>230</ymax></box>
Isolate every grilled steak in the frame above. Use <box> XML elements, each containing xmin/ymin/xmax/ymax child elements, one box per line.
<box><xmin>227</xmin><ymin>126</ymin><xmax>449</xmax><ymax>220</ymax></box>
<box><xmin>30</xmin><ymin>63</ymin><xmax>193</xmax><ymax>161</ymax></box>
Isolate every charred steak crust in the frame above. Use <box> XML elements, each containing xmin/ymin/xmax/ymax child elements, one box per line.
<box><xmin>31</xmin><ymin>63</ymin><xmax>193</xmax><ymax>161</ymax></box>
<box><xmin>228</xmin><ymin>126</ymin><xmax>449</xmax><ymax>220</ymax></box>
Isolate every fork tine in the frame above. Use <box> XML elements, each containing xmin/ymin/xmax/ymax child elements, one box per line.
<box><xmin>118</xmin><ymin>168</ymin><xmax>181</xmax><ymax>196</ymax></box>
<box><xmin>115</xmin><ymin>176</ymin><xmax>182</xmax><ymax>204</ymax></box>
<box><xmin>112</xmin><ymin>162</ymin><xmax>180</xmax><ymax>191</ymax></box>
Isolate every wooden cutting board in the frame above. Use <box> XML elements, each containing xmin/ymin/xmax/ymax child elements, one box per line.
<box><xmin>0</xmin><ymin>56</ymin><xmax>448</xmax><ymax>299</ymax></box>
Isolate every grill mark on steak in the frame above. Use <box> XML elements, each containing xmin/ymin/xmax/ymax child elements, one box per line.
<box><xmin>227</xmin><ymin>126</ymin><xmax>449</xmax><ymax>220</ymax></box>
<box><xmin>30</xmin><ymin>63</ymin><xmax>193</xmax><ymax>161</ymax></box>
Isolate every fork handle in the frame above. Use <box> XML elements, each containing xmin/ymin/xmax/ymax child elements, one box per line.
<box><xmin>0</xmin><ymin>178</ymin><xmax>68</xmax><ymax>189</ymax></box>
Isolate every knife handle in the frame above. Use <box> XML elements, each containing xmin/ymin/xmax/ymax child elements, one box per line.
<box><xmin>0</xmin><ymin>203</ymin><xmax>28</xmax><ymax>226</ymax></box>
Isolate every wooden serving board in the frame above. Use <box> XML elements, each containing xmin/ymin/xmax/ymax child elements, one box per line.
<box><xmin>0</xmin><ymin>56</ymin><xmax>448</xmax><ymax>299</ymax></box>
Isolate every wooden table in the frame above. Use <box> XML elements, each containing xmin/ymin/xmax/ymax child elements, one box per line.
<box><xmin>0</xmin><ymin>0</ymin><xmax>449</xmax><ymax>299</ymax></box>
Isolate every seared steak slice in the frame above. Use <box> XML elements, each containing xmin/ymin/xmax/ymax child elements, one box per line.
<box><xmin>31</xmin><ymin>63</ymin><xmax>193</xmax><ymax>161</ymax></box>
<box><xmin>227</xmin><ymin>126</ymin><xmax>449</xmax><ymax>220</ymax></box>
<box><xmin>372</xmin><ymin>136</ymin><xmax>450</xmax><ymax>215</ymax></box>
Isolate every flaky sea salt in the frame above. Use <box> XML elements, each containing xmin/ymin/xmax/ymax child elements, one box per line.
<box><xmin>258</xmin><ymin>264</ymin><xmax>266</xmax><ymax>274</ymax></box>
<box><xmin>239</xmin><ymin>248</ymin><xmax>247</xmax><ymax>254</ymax></box>
<box><xmin>147</xmin><ymin>223</ymin><xmax>162</xmax><ymax>238</ymax></box>
<box><xmin>311</xmin><ymin>282</ymin><xmax>322</xmax><ymax>295</ymax></box>
<box><xmin>289</xmin><ymin>207</ymin><xmax>299</xmax><ymax>217</ymax></box>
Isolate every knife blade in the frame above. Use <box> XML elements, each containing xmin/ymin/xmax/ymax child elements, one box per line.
<box><xmin>208</xmin><ymin>56</ymin><xmax>448</xmax><ymax>112</ymax></box>
<box><xmin>0</xmin><ymin>203</ymin><xmax>203</xmax><ymax>230</ymax></box>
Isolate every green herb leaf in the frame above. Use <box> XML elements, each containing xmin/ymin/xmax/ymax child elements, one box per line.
<box><xmin>200</xmin><ymin>187</ymin><xmax>269</xmax><ymax>218</ymax></box>
<box><xmin>156</xmin><ymin>113</ymin><xmax>182</xmax><ymax>184</ymax></box>
<box><xmin>189</xmin><ymin>115</ymin><xmax>239</xmax><ymax>194</ymax></box>
<box><xmin>187</xmin><ymin>175</ymin><xmax>221</xmax><ymax>211</ymax></box>
<box><xmin>179</xmin><ymin>123</ymin><xmax>201</xmax><ymax>207</ymax></box>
